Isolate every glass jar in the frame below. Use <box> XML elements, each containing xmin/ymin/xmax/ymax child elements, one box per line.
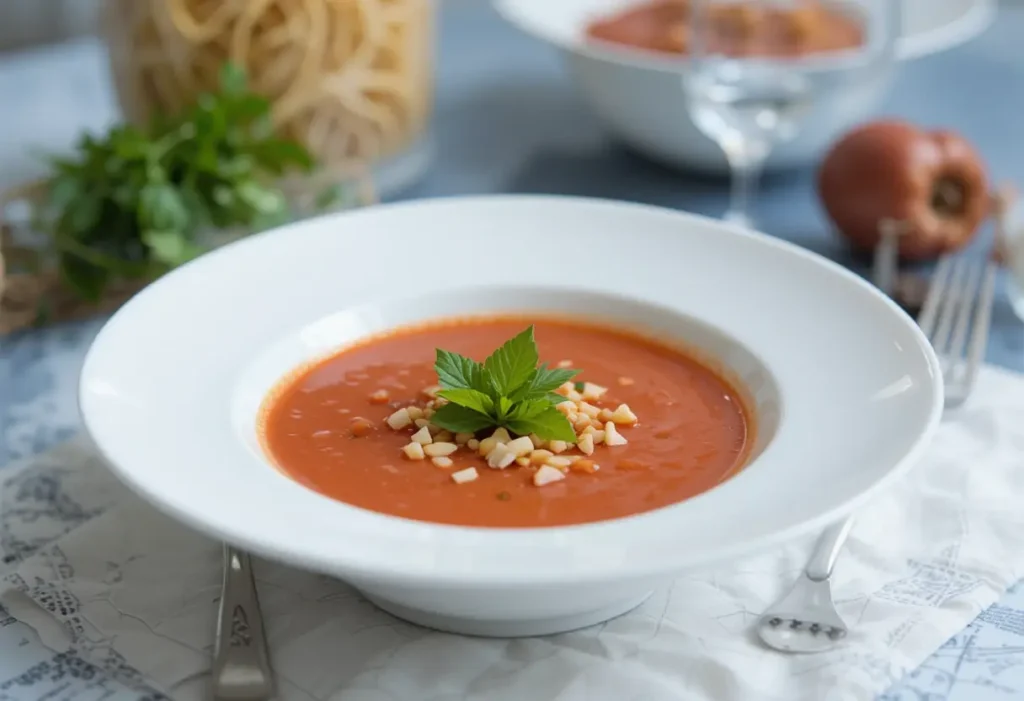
<box><xmin>101</xmin><ymin>0</ymin><xmax>435</xmax><ymax>198</ymax></box>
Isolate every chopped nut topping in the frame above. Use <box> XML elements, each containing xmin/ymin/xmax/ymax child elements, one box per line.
<box><xmin>604</xmin><ymin>422</ymin><xmax>628</xmax><ymax>446</ymax></box>
<box><xmin>534</xmin><ymin>465</ymin><xmax>566</xmax><ymax>486</ymax></box>
<box><xmin>452</xmin><ymin>467</ymin><xmax>478</xmax><ymax>484</ymax></box>
<box><xmin>577</xmin><ymin>433</ymin><xmax>595</xmax><ymax>456</ymax></box>
<box><xmin>402</xmin><ymin>442</ymin><xmax>425</xmax><ymax>460</ymax></box>
<box><xmin>410</xmin><ymin>425</ymin><xmax>433</xmax><ymax>445</ymax></box>
<box><xmin>486</xmin><ymin>443</ymin><xmax>517</xmax><ymax>469</ymax></box>
<box><xmin>386</xmin><ymin>408</ymin><xmax>412</xmax><ymax>430</ymax></box>
<box><xmin>384</xmin><ymin>375</ymin><xmax>643</xmax><ymax>488</ymax></box>
<box><xmin>506</xmin><ymin>436</ymin><xmax>534</xmax><ymax>457</ymax></box>
<box><xmin>424</xmin><ymin>442</ymin><xmax>458</xmax><ymax>457</ymax></box>
<box><xmin>610</xmin><ymin>404</ymin><xmax>638</xmax><ymax>425</ymax></box>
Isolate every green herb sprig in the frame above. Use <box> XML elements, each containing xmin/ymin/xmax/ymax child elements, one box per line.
<box><xmin>36</xmin><ymin>63</ymin><xmax>326</xmax><ymax>301</ymax></box>
<box><xmin>429</xmin><ymin>326</ymin><xmax>581</xmax><ymax>442</ymax></box>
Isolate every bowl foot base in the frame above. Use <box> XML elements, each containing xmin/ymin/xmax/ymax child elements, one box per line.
<box><xmin>360</xmin><ymin>590</ymin><xmax>654</xmax><ymax>637</ymax></box>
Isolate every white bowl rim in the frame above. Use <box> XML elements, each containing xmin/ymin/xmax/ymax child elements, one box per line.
<box><xmin>79</xmin><ymin>194</ymin><xmax>944</xmax><ymax>587</ymax></box>
<box><xmin>492</xmin><ymin>0</ymin><xmax>996</xmax><ymax>72</ymax></box>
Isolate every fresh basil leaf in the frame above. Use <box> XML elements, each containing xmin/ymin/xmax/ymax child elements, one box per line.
<box><xmin>506</xmin><ymin>406</ymin><xmax>577</xmax><ymax>443</ymax></box>
<box><xmin>437</xmin><ymin>388</ymin><xmax>494</xmax><ymax>416</ymax></box>
<box><xmin>429</xmin><ymin>403</ymin><xmax>496</xmax><ymax>434</ymax></box>
<box><xmin>483</xmin><ymin>325</ymin><xmax>539</xmax><ymax>395</ymax></box>
<box><xmin>508</xmin><ymin>364</ymin><xmax>580</xmax><ymax>401</ymax></box>
<box><xmin>506</xmin><ymin>398</ymin><xmax>551</xmax><ymax>422</ymax></box>
<box><xmin>435</xmin><ymin>349</ymin><xmax>485</xmax><ymax>391</ymax></box>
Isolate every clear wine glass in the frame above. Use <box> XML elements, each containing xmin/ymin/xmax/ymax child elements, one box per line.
<box><xmin>683</xmin><ymin>0</ymin><xmax>901</xmax><ymax>228</ymax></box>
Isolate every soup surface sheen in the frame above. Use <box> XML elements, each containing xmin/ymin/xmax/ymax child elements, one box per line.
<box><xmin>261</xmin><ymin>317</ymin><xmax>751</xmax><ymax>527</ymax></box>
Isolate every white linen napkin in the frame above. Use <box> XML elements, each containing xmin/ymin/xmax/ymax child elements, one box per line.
<box><xmin>4</xmin><ymin>364</ymin><xmax>1024</xmax><ymax>701</ymax></box>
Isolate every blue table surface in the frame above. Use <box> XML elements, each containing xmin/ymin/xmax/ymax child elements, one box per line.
<box><xmin>1</xmin><ymin>2</ymin><xmax>1023</xmax><ymax>699</ymax></box>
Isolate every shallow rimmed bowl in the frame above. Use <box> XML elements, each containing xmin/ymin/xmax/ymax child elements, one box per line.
<box><xmin>494</xmin><ymin>0</ymin><xmax>995</xmax><ymax>173</ymax></box>
<box><xmin>79</xmin><ymin>195</ymin><xmax>942</xmax><ymax>636</ymax></box>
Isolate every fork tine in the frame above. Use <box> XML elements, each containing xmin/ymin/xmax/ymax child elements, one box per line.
<box><xmin>947</xmin><ymin>260</ymin><xmax>984</xmax><ymax>362</ymax></box>
<box><xmin>917</xmin><ymin>256</ymin><xmax>954</xmax><ymax>337</ymax></box>
<box><xmin>929</xmin><ymin>257</ymin><xmax>969</xmax><ymax>353</ymax></box>
<box><xmin>961</xmin><ymin>261</ymin><xmax>997</xmax><ymax>395</ymax></box>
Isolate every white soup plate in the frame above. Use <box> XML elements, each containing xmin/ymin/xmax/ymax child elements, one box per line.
<box><xmin>79</xmin><ymin>196</ymin><xmax>942</xmax><ymax>637</ymax></box>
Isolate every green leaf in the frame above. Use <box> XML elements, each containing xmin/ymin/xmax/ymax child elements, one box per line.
<box><xmin>509</xmin><ymin>364</ymin><xmax>580</xmax><ymax>401</ymax></box>
<box><xmin>429</xmin><ymin>403</ymin><xmax>496</xmax><ymax>434</ymax></box>
<box><xmin>219</xmin><ymin>62</ymin><xmax>248</xmax><ymax>95</ymax></box>
<box><xmin>142</xmin><ymin>229</ymin><xmax>204</xmax><ymax>267</ymax></box>
<box><xmin>436</xmin><ymin>388</ymin><xmax>494</xmax><ymax>416</ymax></box>
<box><xmin>507</xmin><ymin>398</ymin><xmax>552</xmax><ymax>422</ymax></box>
<box><xmin>483</xmin><ymin>326</ymin><xmax>539</xmax><ymax>395</ymax></box>
<box><xmin>139</xmin><ymin>183</ymin><xmax>190</xmax><ymax>233</ymax></box>
<box><xmin>506</xmin><ymin>406</ymin><xmax>577</xmax><ymax>443</ymax></box>
<box><xmin>434</xmin><ymin>349</ymin><xmax>485</xmax><ymax>391</ymax></box>
<box><xmin>59</xmin><ymin>254</ymin><xmax>108</xmax><ymax>302</ymax></box>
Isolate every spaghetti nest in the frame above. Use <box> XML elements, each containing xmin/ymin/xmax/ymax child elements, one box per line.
<box><xmin>104</xmin><ymin>0</ymin><xmax>433</xmax><ymax>174</ymax></box>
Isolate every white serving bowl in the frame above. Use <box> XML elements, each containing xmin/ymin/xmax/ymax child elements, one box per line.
<box><xmin>79</xmin><ymin>196</ymin><xmax>942</xmax><ymax>636</ymax></box>
<box><xmin>494</xmin><ymin>0</ymin><xmax>995</xmax><ymax>173</ymax></box>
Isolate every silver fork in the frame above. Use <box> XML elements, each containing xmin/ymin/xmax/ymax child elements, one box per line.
<box><xmin>756</xmin><ymin>517</ymin><xmax>854</xmax><ymax>652</ymax></box>
<box><xmin>917</xmin><ymin>255</ymin><xmax>997</xmax><ymax>409</ymax></box>
<box><xmin>211</xmin><ymin>546</ymin><xmax>275</xmax><ymax>700</ymax></box>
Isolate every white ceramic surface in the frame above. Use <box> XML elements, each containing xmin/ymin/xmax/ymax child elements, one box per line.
<box><xmin>494</xmin><ymin>0</ymin><xmax>995</xmax><ymax>173</ymax></box>
<box><xmin>79</xmin><ymin>196</ymin><xmax>942</xmax><ymax>636</ymax></box>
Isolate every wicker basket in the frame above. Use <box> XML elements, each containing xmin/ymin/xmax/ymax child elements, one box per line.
<box><xmin>0</xmin><ymin>175</ymin><xmax>377</xmax><ymax>335</ymax></box>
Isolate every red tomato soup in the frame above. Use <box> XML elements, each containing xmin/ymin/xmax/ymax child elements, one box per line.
<box><xmin>586</xmin><ymin>0</ymin><xmax>863</xmax><ymax>59</ymax></box>
<box><xmin>260</xmin><ymin>317</ymin><xmax>753</xmax><ymax>527</ymax></box>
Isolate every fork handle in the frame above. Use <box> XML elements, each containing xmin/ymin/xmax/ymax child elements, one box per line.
<box><xmin>805</xmin><ymin>516</ymin><xmax>855</xmax><ymax>582</ymax></box>
<box><xmin>212</xmin><ymin>545</ymin><xmax>275</xmax><ymax>700</ymax></box>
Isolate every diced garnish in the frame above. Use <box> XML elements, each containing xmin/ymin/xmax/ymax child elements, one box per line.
<box><xmin>452</xmin><ymin>467</ymin><xmax>478</xmax><ymax>484</ymax></box>
<box><xmin>432</xmin><ymin>456</ymin><xmax>454</xmax><ymax>468</ymax></box>
<box><xmin>534</xmin><ymin>465</ymin><xmax>566</xmax><ymax>486</ymax></box>
<box><xmin>548</xmin><ymin>440</ymin><xmax>569</xmax><ymax>454</ymax></box>
<box><xmin>368</xmin><ymin>389</ymin><xmax>390</xmax><ymax>405</ymax></box>
<box><xmin>422</xmin><ymin>385</ymin><xmax>442</xmax><ymax>398</ymax></box>
<box><xmin>546</xmin><ymin>456</ymin><xmax>573</xmax><ymax>469</ymax></box>
<box><xmin>455</xmin><ymin>432</ymin><xmax>474</xmax><ymax>445</ymax></box>
<box><xmin>571</xmin><ymin>459</ymin><xmax>599</xmax><ymax>473</ymax></box>
<box><xmin>529</xmin><ymin>449</ymin><xmax>554</xmax><ymax>464</ymax></box>
<box><xmin>486</xmin><ymin>444</ymin><xmax>517</xmax><ymax>469</ymax></box>
<box><xmin>604</xmin><ymin>422</ymin><xmax>628</xmax><ymax>446</ymax></box>
<box><xmin>580</xmin><ymin>383</ymin><xmax>608</xmax><ymax>401</ymax></box>
<box><xmin>386</xmin><ymin>408</ymin><xmax>412</xmax><ymax>430</ymax></box>
<box><xmin>515</xmin><ymin>456</ymin><xmax>531</xmax><ymax>467</ymax></box>
<box><xmin>402</xmin><ymin>442</ymin><xmax>425</xmax><ymax>460</ymax></box>
<box><xmin>505</xmin><ymin>436</ymin><xmax>534</xmax><ymax>457</ymax></box>
<box><xmin>491</xmin><ymin>427</ymin><xmax>511</xmax><ymax>444</ymax></box>
<box><xmin>424</xmin><ymin>442</ymin><xmax>458</xmax><ymax>457</ymax></box>
<box><xmin>577</xmin><ymin>433</ymin><xmax>595</xmax><ymax>455</ymax></box>
<box><xmin>610</xmin><ymin>404</ymin><xmax>638</xmax><ymax>425</ymax></box>
<box><xmin>411</xmin><ymin>425</ymin><xmax>433</xmax><ymax>445</ymax></box>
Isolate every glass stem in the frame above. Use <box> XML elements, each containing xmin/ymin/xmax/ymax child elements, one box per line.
<box><xmin>722</xmin><ymin>140</ymin><xmax>770</xmax><ymax>228</ymax></box>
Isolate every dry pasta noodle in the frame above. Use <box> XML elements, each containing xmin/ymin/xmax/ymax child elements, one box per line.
<box><xmin>102</xmin><ymin>0</ymin><xmax>433</xmax><ymax>174</ymax></box>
